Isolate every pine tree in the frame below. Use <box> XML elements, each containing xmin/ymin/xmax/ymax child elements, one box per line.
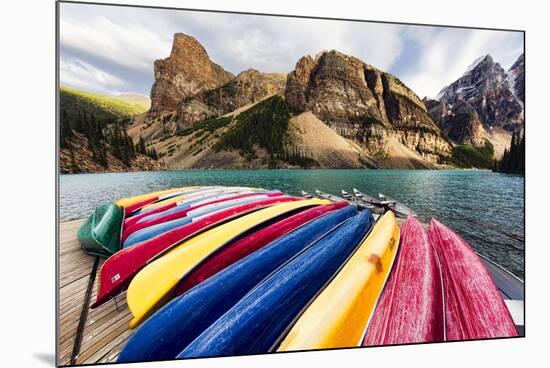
<box><xmin>138</xmin><ymin>136</ymin><xmax>146</xmax><ymax>155</ymax></box>
<box><xmin>494</xmin><ymin>130</ymin><xmax>525</xmax><ymax>175</ymax></box>
<box><xmin>60</xmin><ymin>109</ymin><xmax>72</xmax><ymax>149</ymax></box>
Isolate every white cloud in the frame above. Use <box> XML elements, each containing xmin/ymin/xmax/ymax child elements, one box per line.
<box><xmin>60</xmin><ymin>5</ymin><xmax>172</xmax><ymax>71</ymax></box>
<box><xmin>60</xmin><ymin>57</ymin><xmax>125</xmax><ymax>95</ymax></box>
<box><xmin>210</xmin><ymin>17</ymin><xmax>405</xmax><ymax>73</ymax></box>
<box><xmin>400</xmin><ymin>28</ymin><xmax>523</xmax><ymax>98</ymax></box>
<box><xmin>58</xmin><ymin>3</ymin><xmax>523</xmax><ymax>98</ymax></box>
<box><xmin>59</xmin><ymin>3</ymin><xmax>404</xmax><ymax>76</ymax></box>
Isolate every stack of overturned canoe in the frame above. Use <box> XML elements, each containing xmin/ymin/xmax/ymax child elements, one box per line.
<box><xmin>77</xmin><ymin>186</ymin><xmax>518</xmax><ymax>362</ymax></box>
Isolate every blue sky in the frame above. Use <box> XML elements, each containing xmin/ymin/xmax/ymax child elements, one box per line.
<box><xmin>59</xmin><ymin>2</ymin><xmax>524</xmax><ymax>99</ymax></box>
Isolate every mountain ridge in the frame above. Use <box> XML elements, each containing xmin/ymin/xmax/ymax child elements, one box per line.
<box><xmin>433</xmin><ymin>53</ymin><xmax>524</xmax><ymax>132</ymax></box>
<box><xmin>425</xmin><ymin>52</ymin><xmax>524</xmax><ymax>158</ymax></box>
<box><xmin>59</xmin><ymin>33</ymin><xmax>524</xmax><ymax>172</ymax></box>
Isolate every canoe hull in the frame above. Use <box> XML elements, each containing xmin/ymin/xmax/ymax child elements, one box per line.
<box><xmin>363</xmin><ymin>216</ymin><xmax>444</xmax><ymax>346</ymax></box>
<box><xmin>92</xmin><ymin>196</ymin><xmax>297</xmax><ymax>308</ymax></box>
<box><xmin>278</xmin><ymin>211</ymin><xmax>400</xmax><ymax>351</ymax></box>
<box><xmin>126</xmin><ymin>199</ymin><xmax>329</xmax><ymax>328</ymax></box>
<box><xmin>177</xmin><ymin>210</ymin><xmax>374</xmax><ymax>358</ymax></box>
<box><xmin>122</xmin><ymin>193</ymin><xmax>282</xmax><ymax>247</ymax></box>
<box><xmin>117</xmin><ymin>205</ymin><xmax>358</xmax><ymax>363</ymax></box>
<box><xmin>122</xmin><ymin>190</ymin><xmax>280</xmax><ymax>240</ymax></box>
<box><xmin>79</xmin><ymin>187</ymin><xmax>200</xmax><ymax>256</ymax></box>
<box><xmin>174</xmin><ymin>201</ymin><xmax>349</xmax><ymax>296</ymax></box>
<box><xmin>428</xmin><ymin>219</ymin><xmax>518</xmax><ymax>340</ymax></box>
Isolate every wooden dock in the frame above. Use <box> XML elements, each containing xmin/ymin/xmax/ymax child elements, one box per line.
<box><xmin>59</xmin><ymin>219</ymin><xmax>131</xmax><ymax>366</ymax></box>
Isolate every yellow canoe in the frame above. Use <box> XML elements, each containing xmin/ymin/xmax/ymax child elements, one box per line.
<box><xmin>127</xmin><ymin>198</ymin><xmax>330</xmax><ymax>328</ymax></box>
<box><xmin>114</xmin><ymin>187</ymin><xmax>198</xmax><ymax>208</ymax></box>
<box><xmin>277</xmin><ymin>211</ymin><xmax>400</xmax><ymax>351</ymax></box>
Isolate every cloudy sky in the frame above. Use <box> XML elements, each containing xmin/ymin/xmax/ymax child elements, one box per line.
<box><xmin>59</xmin><ymin>2</ymin><xmax>523</xmax><ymax>99</ymax></box>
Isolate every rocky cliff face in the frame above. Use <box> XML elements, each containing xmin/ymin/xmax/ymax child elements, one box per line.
<box><xmin>507</xmin><ymin>53</ymin><xmax>524</xmax><ymax>105</ymax></box>
<box><xmin>177</xmin><ymin>69</ymin><xmax>287</xmax><ymax>127</ymax></box>
<box><xmin>424</xmin><ymin>98</ymin><xmax>485</xmax><ymax>145</ymax></box>
<box><xmin>285</xmin><ymin>50</ymin><xmax>452</xmax><ymax>163</ymax></box>
<box><xmin>435</xmin><ymin>54</ymin><xmax>524</xmax><ymax>131</ymax></box>
<box><xmin>148</xmin><ymin>33</ymin><xmax>234</xmax><ymax>118</ymax></box>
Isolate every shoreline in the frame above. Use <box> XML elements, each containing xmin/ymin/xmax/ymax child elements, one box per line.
<box><xmin>58</xmin><ymin>167</ymin><xmax>502</xmax><ymax>176</ymax></box>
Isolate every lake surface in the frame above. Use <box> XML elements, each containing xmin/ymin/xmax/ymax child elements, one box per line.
<box><xmin>59</xmin><ymin>169</ymin><xmax>524</xmax><ymax>278</ymax></box>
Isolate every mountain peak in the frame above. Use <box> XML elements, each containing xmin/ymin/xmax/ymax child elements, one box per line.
<box><xmin>462</xmin><ymin>54</ymin><xmax>496</xmax><ymax>77</ymax></box>
<box><xmin>430</xmin><ymin>54</ymin><xmax>523</xmax><ymax>133</ymax></box>
<box><xmin>171</xmin><ymin>33</ymin><xmax>206</xmax><ymax>53</ymax></box>
<box><xmin>285</xmin><ymin>49</ymin><xmax>451</xmax><ymax>164</ymax></box>
<box><xmin>508</xmin><ymin>53</ymin><xmax>524</xmax><ymax>72</ymax></box>
<box><xmin>148</xmin><ymin>33</ymin><xmax>234</xmax><ymax>118</ymax></box>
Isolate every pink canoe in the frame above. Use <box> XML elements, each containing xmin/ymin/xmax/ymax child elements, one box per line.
<box><xmin>428</xmin><ymin>219</ymin><xmax>518</xmax><ymax>340</ymax></box>
<box><xmin>363</xmin><ymin>216</ymin><xmax>445</xmax><ymax>345</ymax></box>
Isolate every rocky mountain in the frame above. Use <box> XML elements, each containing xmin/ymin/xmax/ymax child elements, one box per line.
<box><xmin>507</xmin><ymin>53</ymin><xmax>524</xmax><ymax>105</ymax></box>
<box><xmin>286</xmin><ymin>50</ymin><xmax>452</xmax><ymax>165</ymax></box>
<box><xmin>148</xmin><ymin>33</ymin><xmax>235</xmax><ymax>118</ymax></box>
<box><xmin>434</xmin><ymin>54</ymin><xmax>524</xmax><ymax>132</ymax></box>
<box><xmin>127</xmin><ymin>34</ymin><xmax>518</xmax><ymax>170</ymax></box>
<box><xmin>177</xmin><ymin>69</ymin><xmax>287</xmax><ymax>127</ymax></box>
<box><xmin>423</xmin><ymin>98</ymin><xmax>485</xmax><ymax>146</ymax></box>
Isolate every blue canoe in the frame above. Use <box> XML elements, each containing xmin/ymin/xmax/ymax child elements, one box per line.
<box><xmin>122</xmin><ymin>194</ymin><xmax>277</xmax><ymax>248</ymax></box>
<box><xmin>177</xmin><ymin>209</ymin><xmax>374</xmax><ymax>358</ymax></box>
<box><xmin>117</xmin><ymin>205</ymin><xmax>359</xmax><ymax>363</ymax></box>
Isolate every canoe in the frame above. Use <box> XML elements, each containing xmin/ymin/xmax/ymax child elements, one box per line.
<box><xmin>122</xmin><ymin>193</ymin><xmax>284</xmax><ymax>247</ymax></box>
<box><xmin>277</xmin><ymin>211</ymin><xmax>400</xmax><ymax>351</ymax></box>
<box><xmin>117</xmin><ymin>204</ymin><xmax>358</xmax><ymax>363</ymax></box>
<box><xmin>117</xmin><ymin>187</ymin><xmax>200</xmax><ymax>216</ymax></box>
<box><xmin>123</xmin><ymin>189</ymin><xmax>272</xmax><ymax>229</ymax></box>
<box><xmin>133</xmin><ymin>190</ymin><xmax>279</xmax><ymax>225</ymax></box>
<box><xmin>128</xmin><ymin>187</ymin><xmax>225</xmax><ymax>215</ymax></box>
<box><xmin>177</xmin><ymin>209</ymin><xmax>374</xmax><ymax>358</ymax></box>
<box><xmin>126</xmin><ymin>198</ymin><xmax>330</xmax><ymax>328</ymax></box>
<box><xmin>92</xmin><ymin>196</ymin><xmax>298</xmax><ymax>308</ymax></box>
<box><xmin>174</xmin><ymin>201</ymin><xmax>350</xmax><ymax>296</ymax></box>
<box><xmin>78</xmin><ymin>203</ymin><xmax>123</xmax><ymax>257</ymax></box>
<box><xmin>78</xmin><ymin>187</ymin><xmax>200</xmax><ymax>256</ymax></box>
<box><xmin>314</xmin><ymin>189</ymin><xmax>347</xmax><ymax>203</ymax></box>
<box><xmin>478</xmin><ymin>253</ymin><xmax>524</xmax><ymax>334</ymax></box>
<box><xmin>378</xmin><ymin>192</ymin><xmax>416</xmax><ymax>219</ymax></box>
<box><xmin>124</xmin><ymin>188</ymin><xmax>246</xmax><ymax>228</ymax></box>
<box><xmin>122</xmin><ymin>191</ymin><xmax>282</xmax><ymax>243</ymax></box>
<box><xmin>428</xmin><ymin>219</ymin><xmax>518</xmax><ymax>340</ymax></box>
<box><xmin>132</xmin><ymin>186</ymin><xmax>257</xmax><ymax>215</ymax></box>
<box><xmin>362</xmin><ymin>216</ymin><xmax>444</xmax><ymax>346</ymax></box>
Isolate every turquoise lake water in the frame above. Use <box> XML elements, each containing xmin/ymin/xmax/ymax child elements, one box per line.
<box><xmin>59</xmin><ymin>169</ymin><xmax>524</xmax><ymax>278</ymax></box>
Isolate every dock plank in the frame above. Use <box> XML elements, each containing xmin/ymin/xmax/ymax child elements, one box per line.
<box><xmin>59</xmin><ymin>219</ymin><xmax>132</xmax><ymax>366</ymax></box>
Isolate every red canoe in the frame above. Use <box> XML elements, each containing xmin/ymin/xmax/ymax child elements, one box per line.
<box><xmin>174</xmin><ymin>201</ymin><xmax>349</xmax><ymax>296</ymax></box>
<box><xmin>428</xmin><ymin>219</ymin><xmax>518</xmax><ymax>340</ymax></box>
<box><xmin>363</xmin><ymin>216</ymin><xmax>445</xmax><ymax>345</ymax></box>
<box><xmin>123</xmin><ymin>189</ymin><xmax>275</xmax><ymax>228</ymax></box>
<box><xmin>121</xmin><ymin>191</ymin><xmax>282</xmax><ymax>242</ymax></box>
<box><xmin>122</xmin><ymin>188</ymin><xmax>199</xmax><ymax>216</ymax></box>
<box><xmin>92</xmin><ymin>196</ymin><xmax>297</xmax><ymax>308</ymax></box>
